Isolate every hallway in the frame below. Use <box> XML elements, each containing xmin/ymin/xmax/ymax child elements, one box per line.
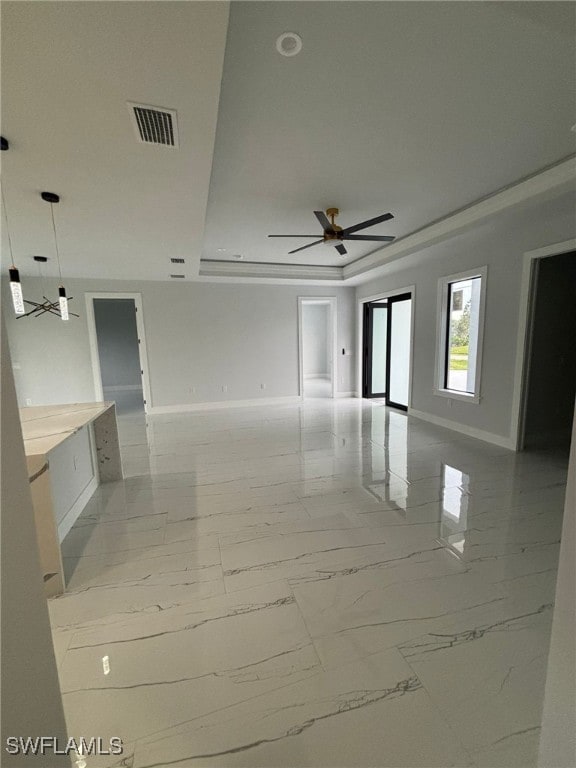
<box><xmin>51</xmin><ymin>399</ymin><xmax>567</xmax><ymax>767</ymax></box>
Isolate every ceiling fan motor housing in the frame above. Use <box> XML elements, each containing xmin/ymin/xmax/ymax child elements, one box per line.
<box><xmin>324</xmin><ymin>207</ymin><xmax>342</xmax><ymax>244</ymax></box>
<box><xmin>268</xmin><ymin>208</ymin><xmax>394</xmax><ymax>255</ymax></box>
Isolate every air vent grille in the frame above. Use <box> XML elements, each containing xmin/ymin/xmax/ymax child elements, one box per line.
<box><xmin>128</xmin><ymin>102</ymin><xmax>179</xmax><ymax>147</ymax></box>
<box><xmin>170</xmin><ymin>258</ymin><xmax>185</xmax><ymax>264</ymax></box>
<box><xmin>170</xmin><ymin>274</ymin><xmax>185</xmax><ymax>279</ymax></box>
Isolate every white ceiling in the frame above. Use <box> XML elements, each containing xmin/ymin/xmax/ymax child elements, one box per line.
<box><xmin>1</xmin><ymin>2</ymin><xmax>575</xmax><ymax>284</ymax></box>
<box><xmin>202</xmin><ymin>1</ymin><xmax>576</xmax><ymax>269</ymax></box>
<box><xmin>1</xmin><ymin>1</ymin><xmax>229</xmax><ymax>281</ymax></box>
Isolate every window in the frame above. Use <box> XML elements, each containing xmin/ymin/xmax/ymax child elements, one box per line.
<box><xmin>436</xmin><ymin>267</ymin><xmax>487</xmax><ymax>403</ymax></box>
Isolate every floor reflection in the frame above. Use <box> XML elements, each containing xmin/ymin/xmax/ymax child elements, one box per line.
<box><xmin>52</xmin><ymin>398</ymin><xmax>568</xmax><ymax>768</ymax></box>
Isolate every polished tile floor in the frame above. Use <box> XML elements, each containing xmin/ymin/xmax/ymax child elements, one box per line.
<box><xmin>303</xmin><ymin>376</ymin><xmax>332</xmax><ymax>398</ymax></box>
<box><xmin>51</xmin><ymin>399</ymin><xmax>568</xmax><ymax>768</ymax></box>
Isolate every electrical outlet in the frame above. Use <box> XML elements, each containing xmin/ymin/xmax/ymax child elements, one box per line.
<box><xmin>222</xmin><ymin>385</ymin><xmax>228</xmax><ymax>393</ymax></box>
<box><xmin>260</xmin><ymin>383</ymin><xmax>266</xmax><ymax>390</ymax></box>
<box><xmin>190</xmin><ymin>386</ymin><xmax>196</xmax><ymax>395</ymax></box>
<box><xmin>25</xmin><ymin>398</ymin><xmax>32</xmax><ymax>406</ymax></box>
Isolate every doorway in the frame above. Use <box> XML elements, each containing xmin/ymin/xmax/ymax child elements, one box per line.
<box><xmin>520</xmin><ymin>251</ymin><xmax>576</xmax><ymax>451</ymax></box>
<box><xmin>86</xmin><ymin>293</ymin><xmax>151</xmax><ymax>416</ymax></box>
<box><xmin>298</xmin><ymin>297</ymin><xmax>337</xmax><ymax>398</ymax></box>
<box><xmin>362</xmin><ymin>292</ymin><xmax>413</xmax><ymax>410</ymax></box>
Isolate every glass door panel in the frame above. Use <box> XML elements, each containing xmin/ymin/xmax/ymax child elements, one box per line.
<box><xmin>387</xmin><ymin>295</ymin><xmax>412</xmax><ymax>410</ymax></box>
<box><xmin>363</xmin><ymin>302</ymin><xmax>387</xmax><ymax>397</ymax></box>
<box><xmin>371</xmin><ymin>306</ymin><xmax>387</xmax><ymax>396</ymax></box>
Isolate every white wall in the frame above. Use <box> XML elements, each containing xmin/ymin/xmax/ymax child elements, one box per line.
<box><xmin>2</xmin><ymin>279</ymin><xmax>355</xmax><ymax>408</ymax></box>
<box><xmin>302</xmin><ymin>303</ymin><xmax>329</xmax><ymax>377</ymax></box>
<box><xmin>0</xmin><ymin>320</ymin><xmax>69</xmax><ymax>764</ymax></box>
<box><xmin>356</xmin><ymin>189</ymin><xmax>576</xmax><ymax>443</ymax></box>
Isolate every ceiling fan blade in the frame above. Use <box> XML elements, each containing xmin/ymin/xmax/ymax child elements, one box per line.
<box><xmin>288</xmin><ymin>239</ymin><xmax>324</xmax><ymax>254</ymax></box>
<box><xmin>314</xmin><ymin>210</ymin><xmax>334</xmax><ymax>233</ymax></box>
<box><xmin>341</xmin><ymin>234</ymin><xmax>395</xmax><ymax>242</ymax></box>
<box><xmin>341</xmin><ymin>212</ymin><xmax>394</xmax><ymax>235</ymax></box>
<box><xmin>335</xmin><ymin>244</ymin><xmax>347</xmax><ymax>256</ymax></box>
<box><xmin>268</xmin><ymin>235</ymin><xmax>323</xmax><ymax>238</ymax></box>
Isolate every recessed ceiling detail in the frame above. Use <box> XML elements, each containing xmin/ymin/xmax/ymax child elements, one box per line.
<box><xmin>128</xmin><ymin>102</ymin><xmax>179</xmax><ymax>148</ymax></box>
<box><xmin>275</xmin><ymin>32</ymin><xmax>302</xmax><ymax>57</ymax></box>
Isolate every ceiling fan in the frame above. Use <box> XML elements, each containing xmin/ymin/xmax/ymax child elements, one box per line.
<box><xmin>268</xmin><ymin>208</ymin><xmax>395</xmax><ymax>256</ymax></box>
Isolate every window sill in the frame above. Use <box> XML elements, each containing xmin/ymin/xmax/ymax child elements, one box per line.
<box><xmin>434</xmin><ymin>388</ymin><xmax>481</xmax><ymax>405</ymax></box>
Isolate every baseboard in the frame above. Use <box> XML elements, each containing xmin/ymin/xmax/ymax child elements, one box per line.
<box><xmin>58</xmin><ymin>475</ymin><xmax>99</xmax><ymax>542</ymax></box>
<box><xmin>149</xmin><ymin>395</ymin><xmax>302</xmax><ymax>415</ymax></box>
<box><xmin>408</xmin><ymin>407</ymin><xmax>515</xmax><ymax>450</ymax></box>
<box><xmin>303</xmin><ymin>373</ymin><xmax>330</xmax><ymax>380</ymax></box>
<box><xmin>336</xmin><ymin>391</ymin><xmax>357</xmax><ymax>398</ymax></box>
<box><xmin>103</xmin><ymin>384</ymin><xmax>142</xmax><ymax>392</ymax></box>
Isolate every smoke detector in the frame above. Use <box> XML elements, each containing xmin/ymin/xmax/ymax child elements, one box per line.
<box><xmin>276</xmin><ymin>32</ymin><xmax>302</xmax><ymax>57</ymax></box>
<box><xmin>128</xmin><ymin>102</ymin><xmax>179</xmax><ymax>147</ymax></box>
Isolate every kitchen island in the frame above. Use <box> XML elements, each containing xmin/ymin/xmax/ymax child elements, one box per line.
<box><xmin>20</xmin><ymin>402</ymin><xmax>123</xmax><ymax>596</ymax></box>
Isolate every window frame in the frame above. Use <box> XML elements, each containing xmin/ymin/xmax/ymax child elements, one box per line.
<box><xmin>434</xmin><ymin>266</ymin><xmax>487</xmax><ymax>405</ymax></box>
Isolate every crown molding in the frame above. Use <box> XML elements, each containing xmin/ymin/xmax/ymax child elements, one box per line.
<box><xmin>344</xmin><ymin>155</ymin><xmax>576</xmax><ymax>282</ymax></box>
<box><xmin>199</xmin><ymin>260</ymin><xmax>343</xmax><ymax>282</ymax></box>
<box><xmin>196</xmin><ymin>157</ymin><xmax>575</xmax><ymax>286</ymax></box>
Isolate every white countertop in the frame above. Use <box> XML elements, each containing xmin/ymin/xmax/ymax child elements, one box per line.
<box><xmin>20</xmin><ymin>402</ymin><xmax>114</xmax><ymax>457</ymax></box>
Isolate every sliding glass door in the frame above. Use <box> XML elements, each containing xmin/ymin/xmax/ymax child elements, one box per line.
<box><xmin>363</xmin><ymin>303</ymin><xmax>388</xmax><ymax>398</ymax></box>
<box><xmin>363</xmin><ymin>293</ymin><xmax>412</xmax><ymax>410</ymax></box>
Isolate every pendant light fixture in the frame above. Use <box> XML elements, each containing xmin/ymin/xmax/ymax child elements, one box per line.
<box><xmin>1</xmin><ymin>136</ymin><xmax>25</xmax><ymax>315</ymax></box>
<box><xmin>18</xmin><ymin>255</ymin><xmax>66</xmax><ymax>319</ymax></box>
<box><xmin>40</xmin><ymin>191</ymin><xmax>77</xmax><ymax>321</ymax></box>
<box><xmin>14</xmin><ymin>194</ymin><xmax>78</xmax><ymax>319</ymax></box>
<box><xmin>1</xmin><ymin>134</ymin><xmax>78</xmax><ymax>321</ymax></box>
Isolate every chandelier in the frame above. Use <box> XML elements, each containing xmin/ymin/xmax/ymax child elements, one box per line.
<box><xmin>2</xmin><ymin>135</ymin><xmax>76</xmax><ymax>320</ymax></box>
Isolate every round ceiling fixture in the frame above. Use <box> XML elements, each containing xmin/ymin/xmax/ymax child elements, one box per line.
<box><xmin>276</xmin><ymin>32</ymin><xmax>302</xmax><ymax>58</ymax></box>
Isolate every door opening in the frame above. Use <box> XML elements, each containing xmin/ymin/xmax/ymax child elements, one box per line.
<box><xmin>86</xmin><ymin>294</ymin><xmax>151</xmax><ymax>416</ymax></box>
<box><xmin>299</xmin><ymin>297</ymin><xmax>337</xmax><ymax>398</ymax></box>
<box><xmin>520</xmin><ymin>251</ymin><xmax>576</xmax><ymax>452</ymax></box>
<box><xmin>363</xmin><ymin>292</ymin><xmax>412</xmax><ymax>410</ymax></box>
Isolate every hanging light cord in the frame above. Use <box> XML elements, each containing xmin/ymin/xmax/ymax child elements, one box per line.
<box><xmin>49</xmin><ymin>201</ymin><xmax>63</xmax><ymax>282</ymax></box>
<box><xmin>37</xmin><ymin>256</ymin><xmax>46</xmax><ymax>297</ymax></box>
<box><xmin>1</xmin><ymin>182</ymin><xmax>16</xmax><ymax>267</ymax></box>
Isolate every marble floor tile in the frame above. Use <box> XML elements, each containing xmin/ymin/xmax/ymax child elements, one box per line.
<box><xmin>59</xmin><ymin>584</ymin><xmax>321</xmax><ymax>746</ymax></box>
<box><xmin>398</xmin><ymin>576</ymin><xmax>556</xmax><ymax>766</ymax></box>
<box><xmin>164</xmin><ymin>502</ymin><xmax>310</xmax><ymax>540</ymax></box>
<box><xmin>133</xmin><ymin>647</ymin><xmax>473</xmax><ymax>768</ymax></box>
<box><xmin>50</xmin><ymin>398</ymin><xmax>570</xmax><ymax>768</ymax></box>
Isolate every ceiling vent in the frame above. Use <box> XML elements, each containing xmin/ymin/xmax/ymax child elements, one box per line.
<box><xmin>170</xmin><ymin>258</ymin><xmax>185</xmax><ymax>264</ymax></box>
<box><xmin>170</xmin><ymin>274</ymin><xmax>185</xmax><ymax>279</ymax></box>
<box><xmin>128</xmin><ymin>102</ymin><xmax>179</xmax><ymax>148</ymax></box>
